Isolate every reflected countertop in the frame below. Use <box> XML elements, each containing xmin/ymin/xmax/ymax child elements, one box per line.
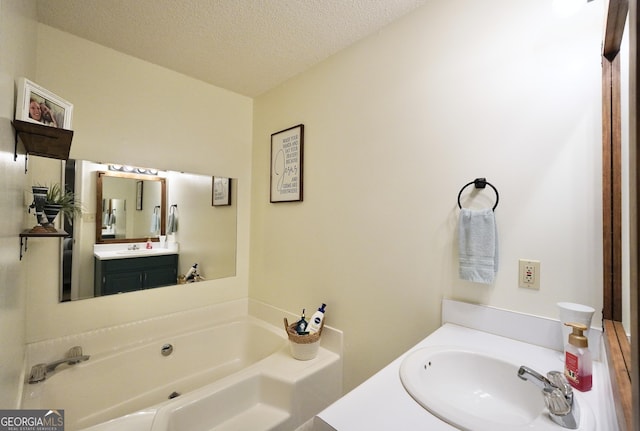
<box><xmin>94</xmin><ymin>243</ymin><xmax>179</xmax><ymax>260</ymax></box>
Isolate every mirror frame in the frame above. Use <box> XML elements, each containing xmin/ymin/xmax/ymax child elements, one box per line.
<box><xmin>601</xmin><ymin>1</ymin><xmax>638</xmax><ymax>429</ymax></box>
<box><xmin>96</xmin><ymin>170</ymin><xmax>167</xmax><ymax>243</ymax></box>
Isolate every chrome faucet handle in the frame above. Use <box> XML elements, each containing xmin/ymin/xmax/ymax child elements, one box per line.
<box><xmin>544</xmin><ymin>387</ymin><xmax>572</xmax><ymax>416</ymax></box>
<box><xmin>66</xmin><ymin>346</ymin><xmax>85</xmax><ymax>364</ymax></box>
<box><xmin>67</xmin><ymin>346</ymin><xmax>83</xmax><ymax>357</ymax></box>
<box><xmin>547</xmin><ymin>371</ymin><xmax>573</xmax><ymax>398</ymax></box>
<box><xmin>28</xmin><ymin>364</ymin><xmax>47</xmax><ymax>384</ymax></box>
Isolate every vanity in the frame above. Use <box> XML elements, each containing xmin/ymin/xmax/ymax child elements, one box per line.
<box><xmin>93</xmin><ymin>246</ymin><xmax>178</xmax><ymax>296</ymax></box>
<box><xmin>314</xmin><ymin>300</ymin><xmax>619</xmax><ymax>431</ymax></box>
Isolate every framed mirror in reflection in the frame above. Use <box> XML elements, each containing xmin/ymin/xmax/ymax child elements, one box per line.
<box><xmin>96</xmin><ymin>170</ymin><xmax>166</xmax><ymax>243</ymax></box>
<box><xmin>61</xmin><ymin>160</ymin><xmax>238</xmax><ymax>302</ymax></box>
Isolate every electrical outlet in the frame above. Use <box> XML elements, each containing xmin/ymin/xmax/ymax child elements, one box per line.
<box><xmin>519</xmin><ymin>259</ymin><xmax>540</xmax><ymax>290</ymax></box>
<box><xmin>83</xmin><ymin>212</ymin><xmax>96</xmax><ymax>222</ymax></box>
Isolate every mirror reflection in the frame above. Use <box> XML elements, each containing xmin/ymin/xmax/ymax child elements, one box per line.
<box><xmin>96</xmin><ymin>170</ymin><xmax>166</xmax><ymax>243</ymax></box>
<box><xmin>61</xmin><ymin>160</ymin><xmax>238</xmax><ymax>302</ymax></box>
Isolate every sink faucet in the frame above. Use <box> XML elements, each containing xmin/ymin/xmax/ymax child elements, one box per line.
<box><xmin>127</xmin><ymin>244</ymin><xmax>140</xmax><ymax>250</ymax></box>
<box><xmin>518</xmin><ymin>366</ymin><xmax>580</xmax><ymax>429</ymax></box>
<box><xmin>28</xmin><ymin>346</ymin><xmax>90</xmax><ymax>384</ymax></box>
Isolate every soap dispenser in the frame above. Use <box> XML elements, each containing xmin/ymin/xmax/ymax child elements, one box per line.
<box><xmin>295</xmin><ymin>309</ymin><xmax>309</xmax><ymax>335</ymax></box>
<box><xmin>308</xmin><ymin>303</ymin><xmax>326</xmax><ymax>334</ymax></box>
<box><xmin>564</xmin><ymin>322</ymin><xmax>592</xmax><ymax>391</ymax></box>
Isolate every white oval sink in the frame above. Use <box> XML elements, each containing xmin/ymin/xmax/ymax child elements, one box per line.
<box><xmin>399</xmin><ymin>346</ymin><xmax>594</xmax><ymax>431</ymax></box>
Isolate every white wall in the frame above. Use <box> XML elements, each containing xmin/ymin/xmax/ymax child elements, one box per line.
<box><xmin>0</xmin><ymin>0</ymin><xmax>37</xmax><ymax>408</ymax></box>
<box><xmin>24</xmin><ymin>25</ymin><xmax>253</xmax><ymax>342</ymax></box>
<box><xmin>251</xmin><ymin>0</ymin><xmax>604</xmax><ymax>391</ymax></box>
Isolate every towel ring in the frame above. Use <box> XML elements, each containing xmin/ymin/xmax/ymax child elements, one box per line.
<box><xmin>457</xmin><ymin>178</ymin><xmax>499</xmax><ymax>211</ymax></box>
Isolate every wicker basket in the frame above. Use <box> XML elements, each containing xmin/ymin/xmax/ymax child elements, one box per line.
<box><xmin>284</xmin><ymin>317</ymin><xmax>324</xmax><ymax>360</ymax></box>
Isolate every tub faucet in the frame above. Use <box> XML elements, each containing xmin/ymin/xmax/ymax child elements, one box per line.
<box><xmin>28</xmin><ymin>346</ymin><xmax>90</xmax><ymax>384</ymax></box>
<box><xmin>517</xmin><ymin>366</ymin><xmax>580</xmax><ymax>429</ymax></box>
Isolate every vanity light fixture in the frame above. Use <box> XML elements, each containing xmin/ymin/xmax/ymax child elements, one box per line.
<box><xmin>108</xmin><ymin>164</ymin><xmax>158</xmax><ymax>175</ymax></box>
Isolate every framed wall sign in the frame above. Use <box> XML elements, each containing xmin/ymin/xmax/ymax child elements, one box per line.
<box><xmin>15</xmin><ymin>77</ymin><xmax>73</xmax><ymax>129</ymax></box>
<box><xmin>270</xmin><ymin>124</ymin><xmax>304</xmax><ymax>202</ymax></box>
<box><xmin>212</xmin><ymin>177</ymin><xmax>231</xmax><ymax>206</ymax></box>
<box><xmin>136</xmin><ymin>181</ymin><xmax>143</xmax><ymax>210</ymax></box>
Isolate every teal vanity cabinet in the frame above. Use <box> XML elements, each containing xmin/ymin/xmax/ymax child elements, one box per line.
<box><xmin>94</xmin><ymin>254</ymin><xmax>178</xmax><ymax>296</ymax></box>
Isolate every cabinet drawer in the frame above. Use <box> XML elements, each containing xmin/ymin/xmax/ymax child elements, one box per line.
<box><xmin>101</xmin><ymin>254</ymin><xmax>178</xmax><ymax>272</ymax></box>
<box><xmin>95</xmin><ymin>254</ymin><xmax>179</xmax><ymax>297</ymax></box>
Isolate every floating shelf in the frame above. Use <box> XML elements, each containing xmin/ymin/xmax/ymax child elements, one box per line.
<box><xmin>19</xmin><ymin>228</ymin><xmax>69</xmax><ymax>260</ymax></box>
<box><xmin>12</xmin><ymin>120</ymin><xmax>74</xmax><ymax>172</ymax></box>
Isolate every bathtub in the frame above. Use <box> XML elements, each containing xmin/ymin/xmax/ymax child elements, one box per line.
<box><xmin>22</xmin><ymin>308</ymin><xmax>342</xmax><ymax>431</ymax></box>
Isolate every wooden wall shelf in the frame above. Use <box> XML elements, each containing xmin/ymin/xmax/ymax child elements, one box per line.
<box><xmin>12</xmin><ymin>120</ymin><xmax>74</xmax><ymax>171</ymax></box>
<box><xmin>19</xmin><ymin>228</ymin><xmax>68</xmax><ymax>260</ymax></box>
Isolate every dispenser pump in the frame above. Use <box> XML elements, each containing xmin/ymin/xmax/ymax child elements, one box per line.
<box><xmin>565</xmin><ymin>322</ymin><xmax>588</xmax><ymax>348</ymax></box>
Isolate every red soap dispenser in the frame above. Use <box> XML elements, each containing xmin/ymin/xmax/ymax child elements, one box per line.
<box><xmin>564</xmin><ymin>322</ymin><xmax>592</xmax><ymax>391</ymax></box>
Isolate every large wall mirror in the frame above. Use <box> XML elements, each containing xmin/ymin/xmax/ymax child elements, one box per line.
<box><xmin>61</xmin><ymin>159</ymin><xmax>238</xmax><ymax>302</ymax></box>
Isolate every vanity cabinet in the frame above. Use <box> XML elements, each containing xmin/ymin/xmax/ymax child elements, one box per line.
<box><xmin>94</xmin><ymin>254</ymin><xmax>178</xmax><ymax>296</ymax></box>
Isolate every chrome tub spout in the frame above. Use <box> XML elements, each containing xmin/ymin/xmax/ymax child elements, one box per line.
<box><xmin>28</xmin><ymin>346</ymin><xmax>90</xmax><ymax>384</ymax></box>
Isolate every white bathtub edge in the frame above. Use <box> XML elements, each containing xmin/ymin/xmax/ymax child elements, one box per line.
<box><xmin>248</xmin><ymin>299</ymin><xmax>344</xmax><ymax>357</ymax></box>
<box><xmin>25</xmin><ymin>298</ymin><xmax>250</xmax><ymax>367</ymax></box>
<box><xmin>79</xmin><ymin>409</ymin><xmax>157</xmax><ymax>431</ymax></box>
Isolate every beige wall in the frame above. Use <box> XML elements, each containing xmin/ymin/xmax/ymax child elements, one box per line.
<box><xmin>24</xmin><ymin>25</ymin><xmax>253</xmax><ymax>342</ymax></box>
<box><xmin>0</xmin><ymin>0</ymin><xmax>37</xmax><ymax>408</ymax></box>
<box><xmin>250</xmin><ymin>0</ymin><xmax>604</xmax><ymax>390</ymax></box>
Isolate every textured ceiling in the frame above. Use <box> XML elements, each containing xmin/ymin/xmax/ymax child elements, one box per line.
<box><xmin>36</xmin><ymin>0</ymin><xmax>428</xmax><ymax>97</ymax></box>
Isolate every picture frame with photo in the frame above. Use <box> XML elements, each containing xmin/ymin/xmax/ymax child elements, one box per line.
<box><xmin>15</xmin><ymin>77</ymin><xmax>73</xmax><ymax>130</ymax></box>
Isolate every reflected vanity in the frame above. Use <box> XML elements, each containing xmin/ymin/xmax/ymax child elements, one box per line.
<box><xmin>94</xmin><ymin>170</ymin><xmax>173</xmax><ymax>296</ymax></box>
<box><xmin>61</xmin><ymin>160</ymin><xmax>237</xmax><ymax>302</ymax></box>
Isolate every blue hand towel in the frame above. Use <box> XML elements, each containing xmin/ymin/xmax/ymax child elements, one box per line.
<box><xmin>167</xmin><ymin>205</ymin><xmax>178</xmax><ymax>234</ymax></box>
<box><xmin>458</xmin><ymin>208</ymin><xmax>498</xmax><ymax>284</ymax></box>
<box><xmin>150</xmin><ymin>208</ymin><xmax>160</xmax><ymax>233</ymax></box>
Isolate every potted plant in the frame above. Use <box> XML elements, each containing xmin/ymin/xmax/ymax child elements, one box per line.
<box><xmin>42</xmin><ymin>183</ymin><xmax>82</xmax><ymax>228</ymax></box>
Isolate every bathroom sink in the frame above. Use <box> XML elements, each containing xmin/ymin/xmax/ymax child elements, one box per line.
<box><xmin>399</xmin><ymin>346</ymin><xmax>594</xmax><ymax>431</ymax></box>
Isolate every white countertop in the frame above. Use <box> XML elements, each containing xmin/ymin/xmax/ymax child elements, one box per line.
<box><xmin>94</xmin><ymin>243</ymin><xmax>179</xmax><ymax>260</ymax></box>
<box><xmin>314</xmin><ymin>322</ymin><xmax>619</xmax><ymax>431</ymax></box>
